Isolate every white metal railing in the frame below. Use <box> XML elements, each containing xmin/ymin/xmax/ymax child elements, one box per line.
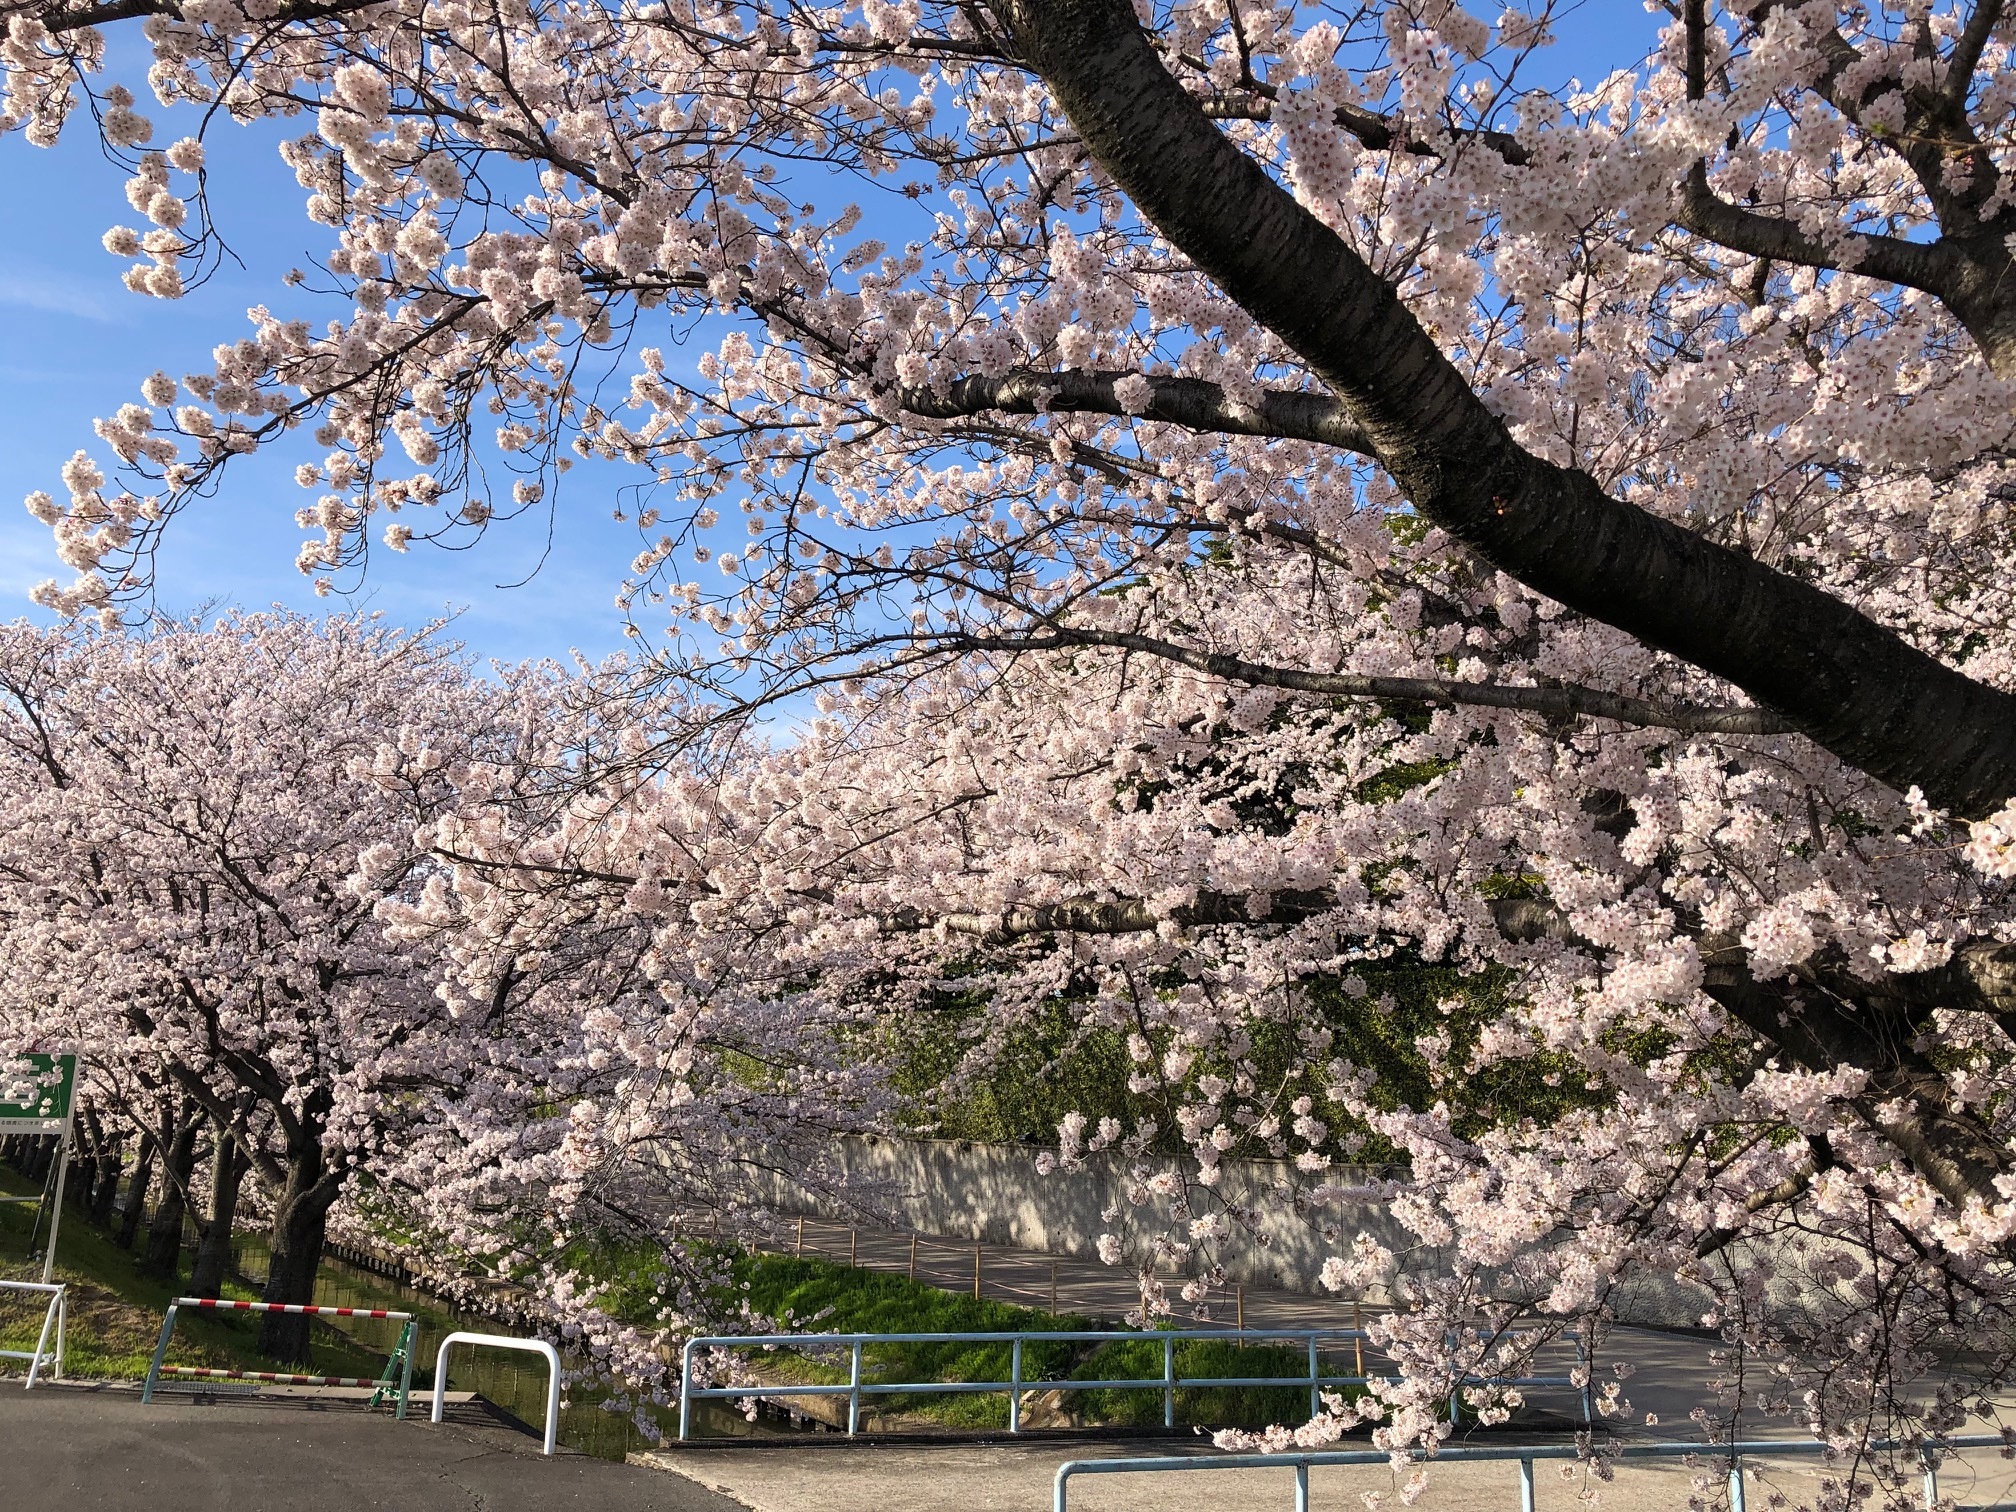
<box><xmin>677</xmin><ymin>1328</ymin><xmax>1590</xmax><ymax>1439</ymax></box>
<box><xmin>431</xmin><ymin>1332</ymin><xmax>562</xmax><ymax>1457</ymax></box>
<box><xmin>1050</xmin><ymin>1434</ymin><xmax>2015</xmax><ymax>1512</ymax></box>
<box><xmin>0</xmin><ymin>1280</ymin><xmax>65</xmax><ymax>1388</ymax></box>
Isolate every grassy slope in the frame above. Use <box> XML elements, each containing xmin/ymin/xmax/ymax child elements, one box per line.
<box><xmin>0</xmin><ymin>1165</ymin><xmax>388</xmax><ymax>1381</ymax></box>
<box><xmin>729</xmin><ymin>1252</ymin><xmax>1333</xmax><ymax>1430</ymax></box>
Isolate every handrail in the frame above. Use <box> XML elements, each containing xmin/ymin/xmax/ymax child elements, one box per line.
<box><xmin>676</xmin><ymin>1328</ymin><xmax>1584</xmax><ymax>1440</ymax></box>
<box><xmin>432</xmin><ymin>1331</ymin><xmax>562</xmax><ymax>1457</ymax></box>
<box><xmin>0</xmin><ymin>1280</ymin><xmax>64</xmax><ymax>1388</ymax></box>
<box><xmin>1051</xmin><ymin>1435</ymin><xmax>2013</xmax><ymax>1512</ymax></box>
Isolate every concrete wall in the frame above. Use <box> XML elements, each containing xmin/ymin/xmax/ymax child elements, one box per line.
<box><xmin>741</xmin><ymin>1133</ymin><xmax>1421</xmax><ymax>1299</ymax></box>
<box><xmin>740</xmin><ymin>1133</ymin><xmax>1738</xmax><ymax>1330</ymax></box>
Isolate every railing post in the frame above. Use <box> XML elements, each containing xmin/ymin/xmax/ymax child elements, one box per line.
<box><xmin>396</xmin><ymin>1319</ymin><xmax>415</xmax><ymax>1420</ymax></box>
<box><xmin>848</xmin><ymin>1339</ymin><xmax>862</xmax><ymax>1436</ymax></box>
<box><xmin>1163</xmin><ymin>1334</ymin><xmax>1176</xmax><ymax>1429</ymax></box>
<box><xmin>1010</xmin><ymin>1338</ymin><xmax>1022</xmax><ymax>1434</ymax></box>
<box><xmin>140</xmin><ymin>1303</ymin><xmax>178</xmax><ymax>1404</ymax></box>
<box><xmin>678</xmin><ymin>1338</ymin><xmax>696</xmax><ymax>1441</ymax></box>
<box><xmin>1294</xmin><ymin>1461</ymin><xmax>1310</xmax><ymax>1512</ymax></box>
<box><xmin>1729</xmin><ymin>1458</ymin><xmax>1747</xmax><ymax>1512</ymax></box>
<box><xmin>1921</xmin><ymin>1445</ymin><xmax>1939</xmax><ymax>1510</ymax></box>
<box><xmin>1578</xmin><ymin>1325</ymin><xmax>1594</xmax><ymax>1426</ymax></box>
<box><xmin>1519</xmin><ymin>1457</ymin><xmax>1536</xmax><ymax>1512</ymax></box>
<box><xmin>1308</xmin><ymin>1335</ymin><xmax>1320</xmax><ymax>1419</ymax></box>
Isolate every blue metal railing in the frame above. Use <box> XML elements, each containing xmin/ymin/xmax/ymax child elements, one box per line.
<box><xmin>676</xmin><ymin>1328</ymin><xmax>1588</xmax><ymax>1439</ymax></box>
<box><xmin>1051</xmin><ymin>1435</ymin><xmax>2013</xmax><ymax>1512</ymax></box>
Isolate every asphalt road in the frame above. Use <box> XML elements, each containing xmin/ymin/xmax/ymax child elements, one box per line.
<box><xmin>0</xmin><ymin>1380</ymin><xmax>751</xmax><ymax>1511</ymax></box>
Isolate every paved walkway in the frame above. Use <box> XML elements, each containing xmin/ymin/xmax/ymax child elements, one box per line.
<box><xmin>0</xmin><ymin>1380</ymin><xmax>746</xmax><ymax>1512</ymax></box>
<box><xmin>635</xmin><ymin>1435</ymin><xmax>2016</xmax><ymax>1512</ymax></box>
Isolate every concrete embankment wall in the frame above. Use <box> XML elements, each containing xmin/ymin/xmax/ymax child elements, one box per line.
<box><xmin>739</xmin><ymin>1134</ymin><xmax>1746</xmax><ymax>1330</ymax></box>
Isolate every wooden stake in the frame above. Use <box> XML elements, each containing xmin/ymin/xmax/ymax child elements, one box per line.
<box><xmin>1050</xmin><ymin>1259</ymin><xmax>1058</xmax><ymax>1315</ymax></box>
<box><xmin>1236</xmin><ymin>1283</ymin><xmax>1245</xmax><ymax>1345</ymax></box>
<box><xmin>909</xmin><ymin>1233</ymin><xmax>918</xmax><ymax>1280</ymax></box>
<box><xmin>796</xmin><ymin>1216</ymin><xmax>805</xmax><ymax>1257</ymax></box>
<box><xmin>972</xmin><ymin>1239</ymin><xmax>982</xmax><ymax>1299</ymax></box>
<box><xmin>1353</xmin><ymin>1298</ymin><xmax>1365</xmax><ymax>1377</ymax></box>
<box><xmin>850</xmin><ymin>1228</ymin><xmax>858</xmax><ymax>1267</ymax></box>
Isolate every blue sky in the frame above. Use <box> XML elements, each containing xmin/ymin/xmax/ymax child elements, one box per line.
<box><xmin>0</xmin><ymin>3</ymin><xmax>1658</xmax><ymax>669</ymax></box>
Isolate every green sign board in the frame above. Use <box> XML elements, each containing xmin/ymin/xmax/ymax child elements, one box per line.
<box><xmin>0</xmin><ymin>1053</ymin><xmax>75</xmax><ymax>1133</ymax></box>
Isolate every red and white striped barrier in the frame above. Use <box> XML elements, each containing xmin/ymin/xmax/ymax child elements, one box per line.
<box><xmin>157</xmin><ymin>1366</ymin><xmax>380</xmax><ymax>1387</ymax></box>
<box><xmin>143</xmin><ymin>1297</ymin><xmax>418</xmax><ymax>1408</ymax></box>
<box><xmin>171</xmin><ymin>1297</ymin><xmax>411</xmax><ymax>1320</ymax></box>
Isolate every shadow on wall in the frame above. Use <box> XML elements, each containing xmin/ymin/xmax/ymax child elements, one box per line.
<box><xmin>734</xmin><ymin>1134</ymin><xmax>1835</xmax><ymax>1333</ymax></box>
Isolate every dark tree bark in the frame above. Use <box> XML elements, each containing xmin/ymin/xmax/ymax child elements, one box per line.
<box><xmin>986</xmin><ymin>0</ymin><xmax>2016</xmax><ymax>822</ymax></box>
<box><xmin>187</xmin><ymin>1121</ymin><xmax>251</xmax><ymax>1300</ymax></box>
<box><xmin>89</xmin><ymin>1139</ymin><xmax>123</xmax><ymax>1228</ymax></box>
<box><xmin>256</xmin><ymin>1138</ymin><xmax>343</xmax><ymax>1364</ymax></box>
<box><xmin>140</xmin><ymin>1117</ymin><xmax>200</xmax><ymax>1281</ymax></box>
<box><xmin>115</xmin><ymin>1134</ymin><xmax>155</xmax><ymax>1251</ymax></box>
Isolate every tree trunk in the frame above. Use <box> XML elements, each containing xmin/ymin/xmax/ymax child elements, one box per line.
<box><xmin>90</xmin><ymin>1141</ymin><xmax>123</xmax><ymax>1227</ymax></box>
<box><xmin>187</xmin><ymin>1125</ymin><xmax>250</xmax><ymax>1300</ymax></box>
<box><xmin>140</xmin><ymin>1119</ymin><xmax>200</xmax><ymax>1281</ymax></box>
<box><xmin>256</xmin><ymin>1140</ymin><xmax>342</xmax><ymax>1364</ymax></box>
<box><xmin>115</xmin><ymin>1135</ymin><xmax>156</xmax><ymax>1250</ymax></box>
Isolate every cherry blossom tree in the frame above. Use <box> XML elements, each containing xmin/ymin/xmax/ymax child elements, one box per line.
<box><xmin>0</xmin><ymin>611</ymin><xmax>513</xmax><ymax>1359</ymax></box>
<box><xmin>10</xmin><ymin>0</ymin><xmax>2016</xmax><ymax>1491</ymax></box>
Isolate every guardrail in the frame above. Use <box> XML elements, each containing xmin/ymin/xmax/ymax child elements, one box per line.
<box><xmin>432</xmin><ymin>1332</ymin><xmax>561</xmax><ymax>1456</ymax></box>
<box><xmin>677</xmin><ymin>1328</ymin><xmax>1589</xmax><ymax>1440</ymax></box>
<box><xmin>0</xmin><ymin>1279</ymin><xmax>64</xmax><ymax>1388</ymax></box>
<box><xmin>1051</xmin><ymin>1434</ymin><xmax>2013</xmax><ymax>1512</ymax></box>
<box><xmin>141</xmin><ymin>1297</ymin><xmax>415</xmax><ymax>1414</ymax></box>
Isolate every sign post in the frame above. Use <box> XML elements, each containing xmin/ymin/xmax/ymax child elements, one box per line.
<box><xmin>0</xmin><ymin>1054</ymin><xmax>78</xmax><ymax>1283</ymax></box>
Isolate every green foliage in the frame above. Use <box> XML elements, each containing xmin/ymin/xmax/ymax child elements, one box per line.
<box><xmin>723</xmin><ymin>1251</ymin><xmax>1348</xmax><ymax>1430</ymax></box>
<box><xmin>889</xmin><ymin>954</ymin><xmax>1612</xmax><ymax>1163</ymax></box>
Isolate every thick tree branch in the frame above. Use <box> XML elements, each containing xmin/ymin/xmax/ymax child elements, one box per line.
<box><xmin>990</xmin><ymin>0</ymin><xmax>2016</xmax><ymax>819</ymax></box>
<box><xmin>947</xmin><ymin>625</ymin><xmax>1795</xmax><ymax>735</ymax></box>
<box><xmin>885</xmin><ymin>367</ymin><xmax>1375</xmax><ymax>454</ymax></box>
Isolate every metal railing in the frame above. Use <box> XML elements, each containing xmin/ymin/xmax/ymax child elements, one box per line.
<box><xmin>0</xmin><ymin>1279</ymin><xmax>64</xmax><ymax>1387</ymax></box>
<box><xmin>1052</xmin><ymin>1434</ymin><xmax>2014</xmax><ymax>1512</ymax></box>
<box><xmin>432</xmin><ymin>1332</ymin><xmax>561</xmax><ymax>1457</ymax></box>
<box><xmin>141</xmin><ymin>1297</ymin><xmax>415</xmax><ymax>1414</ymax></box>
<box><xmin>677</xmin><ymin>1328</ymin><xmax>1588</xmax><ymax>1440</ymax></box>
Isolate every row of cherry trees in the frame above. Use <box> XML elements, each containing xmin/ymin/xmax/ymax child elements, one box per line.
<box><xmin>9</xmin><ymin>0</ymin><xmax>2016</xmax><ymax>1497</ymax></box>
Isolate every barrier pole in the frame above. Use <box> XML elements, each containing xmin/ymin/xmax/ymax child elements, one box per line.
<box><xmin>396</xmin><ymin>1320</ymin><xmax>416</xmax><ymax>1419</ymax></box>
<box><xmin>848</xmin><ymin>1339</ymin><xmax>862</xmax><ymax>1436</ymax></box>
<box><xmin>1519</xmin><ymin>1456</ymin><xmax>1536</xmax><ymax>1512</ymax></box>
<box><xmin>1009</xmin><ymin>1338</ymin><xmax>1022</xmax><ymax>1434</ymax></box>
<box><xmin>141</xmin><ymin>1303</ymin><xmax>179</xmax><ymax>1404</ymax></box>
<box><xmin>1729</xmin><ymin>1460</ymin><xmax>1747</xmax><ymax>1512</ymax></box>
<box><xmin>1294</xmin><ymin>1462</ymin><xmax>1309</xmax><ymax>1512</ymax></box>
<box><xmin>1162</xmin><ymin>1335</ymin><xmax>1175</xmax><ymax>1429</ymax></box>
<box><xmin>24</xmin><ymin>1287</ymin><xmax>60</xmax><ymax>1388</ymax></box>
<box><xmin>40</xmin><ymin>1128</ymin><xmax>69</xmax><ymax>1285</ymax></box>
<box><xmin>678</xmin><ymin>1339</ymin><xmax>696</xmax><ymax>1441</ymax></box>
<box><xmin>1308</xmin><ymin>1336</ymin><xmax>1320</xmax><ymax>1419</ymax></box>
<box><xmin>432</xmin><ymin>1332</ymin><xmax>561</xmax><ymax>1457</ymax></box>
<box><xmin>1922</xmin><ymin>1445</ymin><xmax>1938</xmax><ymax>1510</ymax></box>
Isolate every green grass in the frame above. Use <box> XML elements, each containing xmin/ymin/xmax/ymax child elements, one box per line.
<box><xmin>723</xmin><ymin>1251</ymin><xmax>1351</xmax><ymax>1431</ymax></box>
<box><xmin>0</xmin><ymin>1165</ymin><xmax>390</xmax><ymax>1382</ymax></box>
